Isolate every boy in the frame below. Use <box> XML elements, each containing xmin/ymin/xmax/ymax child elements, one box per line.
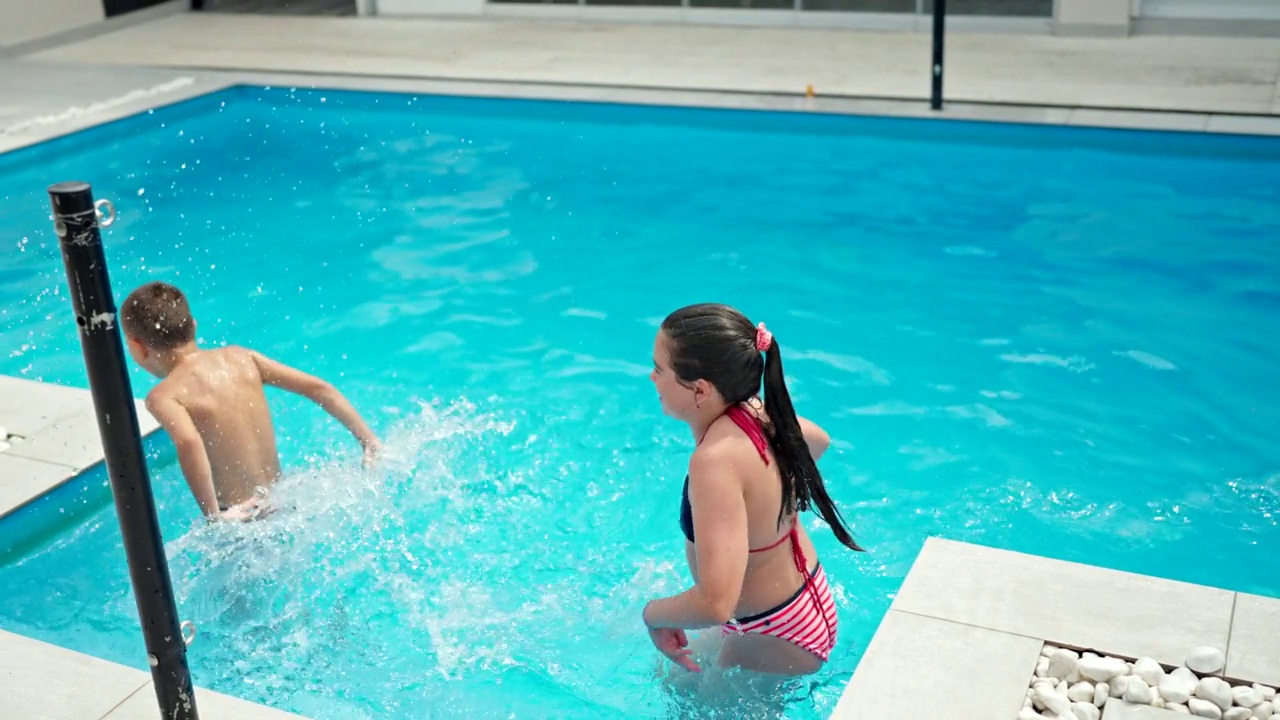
<box><xmin>121</xmin><ymin>281</ymin><xmax>380</xmax><ymax>522</ymax></box>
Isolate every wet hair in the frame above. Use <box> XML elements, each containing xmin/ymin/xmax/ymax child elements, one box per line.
<box><xmin>120</xmin><ymin>281</ymin><xmax>195</xmax><ymax>351</ymax></box>
<box><xmin>661</xmin><ymin>303</ymin><xmax>864</xmax><ymax>552</ymax></box>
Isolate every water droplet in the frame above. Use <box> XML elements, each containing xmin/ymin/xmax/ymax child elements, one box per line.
<box><xmin>137</xmin><ymin>188</ymin><xmax>145</xmax><ymax>196</ymax></box>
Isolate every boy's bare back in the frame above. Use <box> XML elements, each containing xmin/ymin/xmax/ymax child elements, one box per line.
<box><xmin>122</xmin><ymin>281</ymin><xmax>380</xmax><ymax>522</ymax></box>
<box><xmin>146</xmin><ymin>346</ymin><xmax>281</xmax><ymax>513</ymax></box>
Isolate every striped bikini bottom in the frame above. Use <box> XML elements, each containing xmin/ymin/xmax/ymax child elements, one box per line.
<box><xmin>721</xmin><ymin>563</ymin><xmax>838</xmax><ymax>662</ymax></box>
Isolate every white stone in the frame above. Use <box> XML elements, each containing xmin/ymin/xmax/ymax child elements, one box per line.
<box><xmin>1080</xmin><ymin>656</ymin><xmax>1129</xmax><ymax>682</ymax></box>
<box><xmin>1019</xmin><ymin>709</ymin><xmax>1047</xmax><ymax>720</ymax></box>
<box><xmin>1157</xmin><ymin>698</ymin><xmax>1168</xmax><ymax>709</ymax></box>
<box><xmin>1174</xmin><ymin>668</ymin><xmax>1203</xmax><ymax>686</ymax></box>
<box><xmin>1042</xmin><ymin>644</ymin><xmax>1059</xmax><ymax>658</ymax></box>
<box><xmin>1072</xmin><ymin>702</ymin><xmax>1101</xmax><ymax>720</ymax></box>
<box><xmin>1049</xmin><ymin>650</ymin><xmax>1081</xmax><ymax>681</ymax></box>
<box><xmin>1187</xmin><ymin>647</ymin><xmax>1227</xmax><ymax>675</ymax></box>
<box><xmin>1059</xmin><ymin>680</ymin><xmax>1070</xmax><ymax>695</ymax></box>
<box><xmin>1135</xmin><ymin>657</ymin><xmax>1166</xmax><ymax>686</ymax></box>
<box><xmin>1037</xmin><ymin>656</ymin><xmax>1051</xmax><ymax>678</ymax></box>
<box><xmin>1253</xmin><ymin>702</ymin><xmax>1275</xmax><ymax>720</ymax></box>
<box><xmin>1167</xmin><ymin>704</ymin><xmax>1189</xmax><ymax>715</ymax></box>
<box><xmin>1191</xmin><ymin>698</ymin><xmax>1226</xmax><ymax>719</ymax></box>
<box><xmin>1036</xmin><ymin>686</ymin><xmax>1073</xmax><ymax>717</ymax></box>
<box><xmin>1235</xmin><ymin>687</ymin><xmax>1265</xmax><ymax>708</ymax></box>
<box><xmin>1126</xmin><ymin>678</ymin><xmax>1156</xmax><ymax>705</ymax></box>
<box><xmin>1034</xmin><ymin>681</ymin><xmax>1057</xmax><ymax>708</ymax></box>
<box><xmin>0</xmin><ymin>425</ymin><xmax>8</xmax><ymax>439</ymax></box>
<box><xmin>1068</xmin><ymin>682</ymin><xmax>1095</xmax><ymax>703</ymax></box>
<box><xmin>1111</xmin><ymin>677</ymin><xmax>1131</xmax><ymax>698</ymax></box>
<box><xmin>1067</xmin><ymin>668</ymin><xmax>1084</xmax><ymax>685</ymax></box>
<box><xmin>1227</xmin><ymin>709</ymin><xmax>1255</xmax><ymax>720</ymax></box>
<box><xmin>1198</xmin><ymin>678</ymin><xmax>1234</xmax><ymax>712</ymax></box>
<box><xmin>1163</xmin><ymin>674</ymin><xmax>1196</xmax><ymax>704</ymax></box>
<box><xmin>0</xmin><ymin>441</ymin><xmax>10</xmax><ymax>452</ymax></box>
<box><xmin>1095</xmin><ymin>683</ymin><xmax>1109</xmax><ymax>707</ymax></box>
<box><xmin>1257</xmin><ymin>687</ymin><xmax>1278</xmax><ymax>703</ymax></box>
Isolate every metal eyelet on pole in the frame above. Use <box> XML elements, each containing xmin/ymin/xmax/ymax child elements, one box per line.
<box><xmin>95</xmin><ymin>199</ymin><xmax>116</xmax><ymax>228</ymax></box>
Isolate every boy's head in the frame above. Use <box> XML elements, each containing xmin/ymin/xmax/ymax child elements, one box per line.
<box><xmin>121</xmin><ymin>281</ymin><xmax>196</xmax><ymax>374</ymax></box>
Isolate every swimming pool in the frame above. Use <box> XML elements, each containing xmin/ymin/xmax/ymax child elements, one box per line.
<box><xmin>1</xmin><ymin>86</ymin><xmax>1278</xmax><ymax>719</ymax></box>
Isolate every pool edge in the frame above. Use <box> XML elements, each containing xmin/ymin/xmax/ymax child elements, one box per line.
<box><xmin>0</xmin><ymin>627</ymin><xmax>309</xmax><ymax>719</ymax></box>
<box><xmin>830</xmin><ymin>537</ymin><xmax>1280</xmax><ymax>719</ymax></box>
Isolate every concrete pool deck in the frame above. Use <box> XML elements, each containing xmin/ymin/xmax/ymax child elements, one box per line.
<box><xmin>13</xmin><ymin>10</ymin><xmax>1280</xmax><ymax>120</ymax></box>
<box><xmin>2</xmin><ymin>9</ymin><xmax>1280</xmax><ymax>720</ymax></box>
<box><xmin>2</xmin><ymin>8</ymin><xmax>1280</xmax><ymax>145</ymax></box>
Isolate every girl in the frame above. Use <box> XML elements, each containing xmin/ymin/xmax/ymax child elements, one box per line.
<box><xmin>642</xmin><ymin>303</ymin><xmax>864</xmax><ymax>676</ymax></box>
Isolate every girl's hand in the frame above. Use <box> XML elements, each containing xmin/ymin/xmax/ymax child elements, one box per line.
<box><xmin>647</xmin><ymin>627</ymin><xmax>700</xmax><ymax>672</ymax></box>
<box><xmin>643</xmin><ymin>603</ymin><xmax>701</xmax><ymax>672</ymax></box>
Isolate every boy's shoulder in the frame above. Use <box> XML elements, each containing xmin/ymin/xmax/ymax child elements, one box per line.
<box><xmin>143</xmin><ymin>376</ymin><xmax>180</xmax><ymax>412</ymax></box>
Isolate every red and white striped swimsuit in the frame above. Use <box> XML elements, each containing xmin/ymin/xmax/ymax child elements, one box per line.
<box><xmin>679</xmin><ymin>406</ymin><xmax>839</xmax><ymax>662</ymax></box>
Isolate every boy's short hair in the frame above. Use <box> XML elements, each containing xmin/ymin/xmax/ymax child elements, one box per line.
<box><xmin>121</xmin><ymin>281</ymin><xmax>195</xmax><ymax>350</ymax></box>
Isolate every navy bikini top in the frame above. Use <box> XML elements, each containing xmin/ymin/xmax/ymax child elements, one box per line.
<box><xmin>679</xmin><ymin>405</ymin><xmax>773</xmax><ymax>544</ymax></box>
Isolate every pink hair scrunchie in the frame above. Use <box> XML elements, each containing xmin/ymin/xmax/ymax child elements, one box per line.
<box><xmin>755</xmin><ymin>322</ymin><xmax>773</xmax><ymax>353</ymax></box>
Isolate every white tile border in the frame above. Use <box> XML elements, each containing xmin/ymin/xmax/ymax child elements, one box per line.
<box><xmin>833</xmin><ymin>538</ymin><xmax>1280</xmax><ymax>719</ymax></box>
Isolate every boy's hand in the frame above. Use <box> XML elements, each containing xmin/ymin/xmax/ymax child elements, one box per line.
<box><xmin>216</xmin><ymin>497</ymin><xmax>275</xmax><ymax>523</ymax></box>
<box><xmin>362</xmin><ymin>439</ymin><xmax>382</xmax><ymax>470</ymax></box>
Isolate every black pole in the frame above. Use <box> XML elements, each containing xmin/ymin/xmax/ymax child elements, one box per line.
<box><xmin>930</xmin><ymin>0</ymin><xmax>946</xmax><ymax>110</ymax></box>
<box><xmin>191</xmin><ymin>0</ymin><xmax>203</xmax><ymax>9</ymax></box>
<box><xmin>48</xmin><ymin>182</ymin><xmax>199</xmax><ymax>720</ymax></box>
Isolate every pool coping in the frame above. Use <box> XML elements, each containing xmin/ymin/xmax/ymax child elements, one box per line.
<box><xmin>3</xmin><ymin>64</ymin><xmax>1280</xmax><ymax>160</ymax></box>
<box><xmin>831</xmin><ymin>537</ymin><xmax>1280</xmax><ymax>719</ymax></box>
<box><xmin>0</xmin><ymin>375</ymin><xmax>160</xmax><ymax>522</ymax></box>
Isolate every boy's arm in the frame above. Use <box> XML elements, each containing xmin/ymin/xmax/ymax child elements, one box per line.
<box><xmin>249</xmin><ymin>350</ymin><xmax>380</xmax><ymax>454</ymax></box>
<box><xmin>145</xmin><ymin>394</ymin><xmax>220</xmax><ymax>517</ymax></box>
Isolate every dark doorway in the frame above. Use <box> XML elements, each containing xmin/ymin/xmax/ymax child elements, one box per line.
<box><xmin>102</xmin><ymin>0</ymin><xmax>170</xmax><ymax>17</ymax></box>
<box><xmin>201</xmin><ymin>0</ymin><xmax>357</xmax><ymax>13</ymax></box>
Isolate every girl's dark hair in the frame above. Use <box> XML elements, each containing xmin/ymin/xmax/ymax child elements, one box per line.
<box><xmin>661</xmin><ymin>303</ymin><xmax>864</xmax><ymax>552</ymax></box>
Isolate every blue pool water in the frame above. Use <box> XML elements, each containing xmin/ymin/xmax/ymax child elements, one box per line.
<box><xmin>1</xmin><ymin>86</ymin><xmax>1279</xmax><ymax>718</ymax></box>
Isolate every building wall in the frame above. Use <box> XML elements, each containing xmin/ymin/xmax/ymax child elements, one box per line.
<box><xmin>0</xmin><ymin>0</ymin><xmax>107</xmax><ymax>47</ymax></box>
<box><xmin>1055</xmin><ymin>0</ymin><xmax>1130</xmax><ymax>34</ymax></box>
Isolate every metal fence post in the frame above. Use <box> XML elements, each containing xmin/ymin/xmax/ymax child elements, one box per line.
<box><xmin>48</xmin><ymin>181</ymin><xmax>199</xmax><ymax>720</ymax></box>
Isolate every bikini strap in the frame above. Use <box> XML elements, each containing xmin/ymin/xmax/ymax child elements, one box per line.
<box><xmin>725</xmin><ymin>405</ymin><xmax>770</xmax><ymax>466</ymax></box>
<box><xmin>787</xmin><ymin>525</ymin><xmax>835</xmax><ymax>643</ymax></box>
<box><xmin>749</xmin><ymin>522</ymin><xmax>794</xmax><ymax>554</ymax></box>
